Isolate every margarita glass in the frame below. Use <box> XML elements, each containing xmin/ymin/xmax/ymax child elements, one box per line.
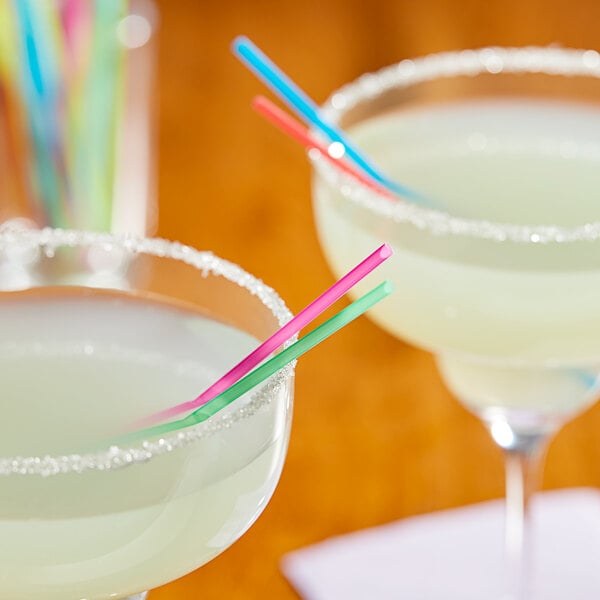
<box><xmin>311</xmin><ymin>47</ymin><xmax>600</xmax><ymax>599</ymax></box>
<box><xmin>0</xmin><ymin>227</ymin><xmax>295</xmax><ymax>600</ymax></box>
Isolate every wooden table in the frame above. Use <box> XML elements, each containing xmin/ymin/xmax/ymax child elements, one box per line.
<box><xmin>151</xmin><ymin>1</ymin><xmax>600</xmax><ymax>597</ymax></box>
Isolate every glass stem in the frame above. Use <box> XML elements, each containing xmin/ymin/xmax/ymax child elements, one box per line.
<box><xmin>503</xmin><ymin>439</ymin><xmax>547</xmax><ymax>600</ymax></box>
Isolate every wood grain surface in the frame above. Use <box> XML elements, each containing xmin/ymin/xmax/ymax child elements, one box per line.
<box><xmin>150</xmin><ymin>1</ymin><xmax>600</xmax><ymax>597</ymax></box>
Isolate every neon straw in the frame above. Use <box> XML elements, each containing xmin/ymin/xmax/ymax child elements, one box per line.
<box><xmin>252</xmin><ymin>95</ymin><xmax>395</xmax><ymax>199</ymax></box>
<box><xmin>17</xmin><ymin>2</ymin><xmax>46</xmax><ymax>98</ymax></box>
<box><xmin>62</xmin><ymin>0</ymin><xmax>84</xmax><ymax>62</ymax></box>
<box><xmin>63</xmin><ymin>0</ymin><xmax>93</xmax><ymax>226</ymax></box>
<box><xmin>37</xmin><ymin>1</ymin><xmax>72</xmax><ymax>222</ymax></box>
<box><xmin>72</xmin><ymin>0</ymin><xmax>125</xmax><ymax>230</ymax></box>
<box><xmin>136</xmin><ymin>243</ymin><xmax>393</xmax><ymax>428</ymax></box>
<box><xmin>117</xmin><ymin>280</ymin><xmax>394</xmax><ymax>445</ymax></box>
<box><xmin>14</xmin><ymin>0</ymin><xmax>66</xmax><ymax>226</ymax></box>
<box><xmin>232</xmin><ymin>36</ymin><xmax>427</xmax><ymax>204</ymax></box>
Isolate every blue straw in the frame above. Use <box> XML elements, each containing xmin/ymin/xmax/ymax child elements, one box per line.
<box><xmin>232</xmin><ymin>36</ymin><xmax>428</xmax><ymax>204</ymax></box>
<box><xmin>13</xmin><ymin>0</ymin><xmax>67</xmax><ymax>226</ymax></box>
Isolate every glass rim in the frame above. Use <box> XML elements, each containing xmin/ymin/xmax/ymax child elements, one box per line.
<box><xmin>0</xmin><ymin>227</ymin><xmax>295</xmax><ymax>476</ymax></box>
<box><xmin>312</xmin><ymin>45</ymin><xmax>600</xmax><ymax>244</ymax></box>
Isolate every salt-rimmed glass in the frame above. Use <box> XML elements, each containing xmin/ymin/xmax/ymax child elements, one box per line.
<box><xmin>0</xmin><ymin>227</ymin><xmax>295</xmax><ymax>600</ymax></box>
<box><xmin>311</xmin><ymin>47</ymin><xmax>600</xmax><ymax>599</ymax></box>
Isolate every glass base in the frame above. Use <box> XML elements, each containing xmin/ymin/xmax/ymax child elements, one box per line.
<box><xmin>123</xmin><ymin>594</ymin><xmax>148</xmax><ymax>600</ymax></box>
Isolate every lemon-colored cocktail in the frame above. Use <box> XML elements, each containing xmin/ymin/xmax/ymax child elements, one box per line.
<box><xmin>0</xmin><ymin>229</ymin><xmax>294</xmax><ymax>600</ymax></box>
<box><xmin>311</xmin><ymin>47</ymin><xmax>600</xmax><ymax>599</ymax></box>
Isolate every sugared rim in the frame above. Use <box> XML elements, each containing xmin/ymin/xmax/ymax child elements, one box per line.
<box><xmin>312</xmin><ymin>46</ymin><xmax>600</xmax><ymax>244</ymax></box>
<box><xmin>0</xmin><ymin>228</ymin><xmax>295</xmax><ymax>476</ymax></box>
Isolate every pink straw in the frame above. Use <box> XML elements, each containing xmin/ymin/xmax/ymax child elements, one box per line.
<box><xmin>61</xmin><ymin>0</ymin><xmax>89</xmax><ymax>74</ymax></box>
<box><xmin>252</xmin><ymin>95</ymin><xmax>395</xmax><ymax>199</ymax></box>
<box><xmin>136</xmin><ymin>243</ymin><xmax>392</xmax><ymax>428</ymax></box>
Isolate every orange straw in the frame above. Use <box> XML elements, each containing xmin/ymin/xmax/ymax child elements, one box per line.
<box><xmin>252</xmin><ymin>95</ymin><xmax>395</xmax><ymax>200</ymax></box>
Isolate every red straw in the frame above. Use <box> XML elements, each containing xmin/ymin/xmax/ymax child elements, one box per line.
<box><xmin>137</xmin><ymin>243</ymin><xmax>392</xmax><ymax>427</ymax></box>
<box><xmin>252</xmin><ymin>95</ymin><xmax>395</xmax><ymax>199</ymax></box>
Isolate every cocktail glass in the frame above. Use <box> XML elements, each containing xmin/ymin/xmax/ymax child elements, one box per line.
<box><xmin>311</xmin><ymin>47</ymin><xmax>600</xmax><ymax>599</ymax></box>
<box><xmin>0</xmin><ymin>227</ymin><xmax>295</xmax><ymax>599</ymax></box>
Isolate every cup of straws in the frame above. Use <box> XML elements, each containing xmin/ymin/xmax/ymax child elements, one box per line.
<box><xmin>0</xmin><ymin>0</ymin><xmax>158</xmax><ymax>235</ymax></box>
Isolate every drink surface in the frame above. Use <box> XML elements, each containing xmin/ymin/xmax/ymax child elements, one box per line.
<box><xmin>313</xmin><ymin>99</ymin><xmax>600</xmax><ymax>421</ymax></box>
<box><xmin>352</xmin><ymin>99</ymin><xmax>600</xmax><ymax>226</ymax></box>
<box><xmin>0</xmin><ymin>290</ymin><xmax>291</xmax><ymax>599</ymax></box>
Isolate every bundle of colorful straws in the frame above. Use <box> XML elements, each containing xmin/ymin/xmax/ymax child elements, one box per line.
<box><xmin>0</xmin><ymin>0</ymin><xmax>133</xmax><ymax>230</ymax></box>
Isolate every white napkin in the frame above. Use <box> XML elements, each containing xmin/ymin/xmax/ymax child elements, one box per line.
<box><xmin>281</xmin><ymin>488</ymin><xmax>600</xmax><ymax>600</ymax></box>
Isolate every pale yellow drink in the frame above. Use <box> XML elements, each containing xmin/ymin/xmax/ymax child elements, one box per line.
<box><xmin>313</xmin><ymin>99</ymin><xmax>600</xmax><ymax>424</ymax></box>
<box><xmin>0</xmin><ymin>291</ymin><xmax>292</xmax><ymax>600</ymax></box>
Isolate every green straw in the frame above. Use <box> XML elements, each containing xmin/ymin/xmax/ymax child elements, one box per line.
<box><xmin>72</xmin><ymin>0</ymin><xmax>126</xmax><ymax>230</ymax></box>
<box><xmin>113</xmin><ymin>280</ymin><xmax>394</xmax><ymax>446</ymax></box>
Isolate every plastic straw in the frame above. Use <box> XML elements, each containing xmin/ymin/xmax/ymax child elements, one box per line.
<box><xmin>232</xmin><ymin>35</ymin><xmax>427</xmax><ymax>204</ymax></box>
<box><xmin>137</xmin><ymin>242</ymin><xmax>393</xmax><ymax>428</ymax></box>
<box><xmin>14</xmin><ymin>0</ymin><xmax>66</xmax><ymax>226</ymax></box>
<box><xmin>72</xmin><ymin>0</ymin><xmax>125</xmax><ymax>230</ymax></box>
<box><xmin>252</xmin><ymin>95</ymin><xmax>395</xmax><ymax>199</ymax></box>
<box><xmin>116</xmin><ymin>280</ymin><xmax>394</xmax><ymax>445</ymax></box>
<box><xmin>62</xmin><ymin>0</ymin><xmax>85</xmax><ymax>65</ymax></box>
